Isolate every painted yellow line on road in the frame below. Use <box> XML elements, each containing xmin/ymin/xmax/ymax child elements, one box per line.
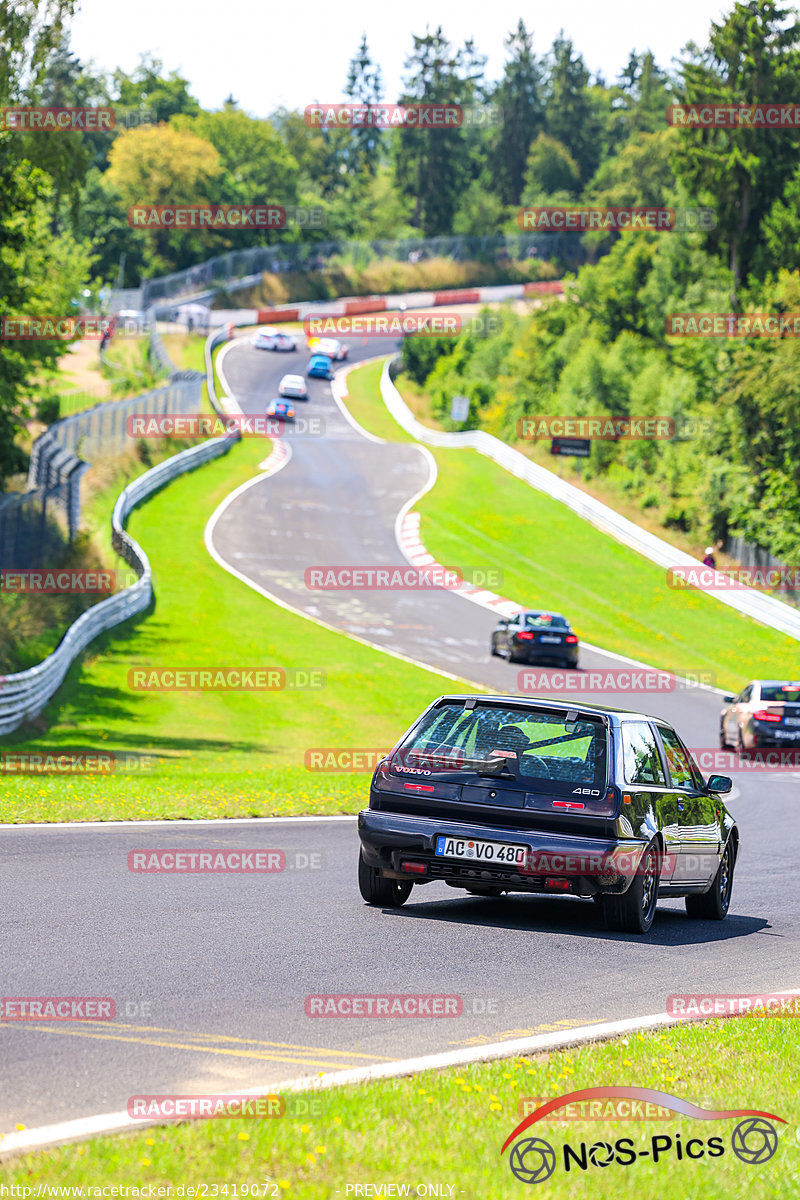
<box><xmin>0</xmin><ymin>1024</ymin><xmax>382</xmax><ymax>1070</ymax></box>
<box><xmin>30</xmin><ymin>1020</ymin><xmax>396</xmax><ymax>1061</ymax></box>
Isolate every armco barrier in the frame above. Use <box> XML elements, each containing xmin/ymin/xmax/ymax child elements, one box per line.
<box><xmin>0</xmin><ymin>324</ymin><xmax>238</xmax><ymax>736</ymax></box>
<box><xmin>380</xmin><ymin>360</ymin><xmax>800</xmax><ymax>644</ymax></box>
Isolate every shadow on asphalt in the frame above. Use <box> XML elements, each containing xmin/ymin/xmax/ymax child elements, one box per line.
<box><xmin>377</xmin><ymin>893</ymin><xmax>769</xmax><ymax>946</ymax></box>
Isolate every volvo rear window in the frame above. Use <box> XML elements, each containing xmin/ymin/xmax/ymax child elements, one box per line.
<box><xmin>394</xmin><ymin>702</ymin><xmax>607</xmax><ymax>791</ymax></box>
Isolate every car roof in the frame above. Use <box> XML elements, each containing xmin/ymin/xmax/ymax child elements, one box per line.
<box><xmin>256</xmin><ymin>326</ymin><xmax>278</xmax><ymax>334</ymax></box>
<box><xmin>431</xmin><ymin>693</ymin><xmax>672</xmax><ymax>726</ymax></box>
<box><xmin>520</xmin><ymin>610</ymin><xmax>570</xmax><ymax>620</ymax></box>
<box><xmin>309</xmin><ymin>354</ymin><xmax>329</xmax><ymax>363</ymax></box>
<box><xmin>750</xmin><ymin>679</ymin><xmax>800</xmax><ymax>687</ymax></box>
<box><xmin>281</xmin><ymin>373</ymin><xmax>303</xmax><ymax>380</ymax></box>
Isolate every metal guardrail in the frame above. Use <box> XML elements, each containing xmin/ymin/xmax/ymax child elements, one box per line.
<box><xmin>0</xmin><ymin>324</ymin><xmax>236</xmax><ymax>736</ymax></box>
<box><xmin>380</xmin><ymin>360</ymin><xmax>800</xmax><ymax>644</ymax></box>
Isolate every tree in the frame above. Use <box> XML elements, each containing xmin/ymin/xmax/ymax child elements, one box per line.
<box><xmin>105</xmin><ymin>125</ymin><xmax>222</xmax><ymax>271</ymax></box>
<box><xmin>345</xmin><ymin>34</ymin><xmax>384</xmax><ymax>177</ymax></box>
<box><xmin>488</xmin><ymin>21</ymin><xmax>543</xmax><ymax>205</ymax></box>
<box><xmin>543</xmin><ymin>33</ymin><xmax>605</xmax><ymax>183</ymax></box>
<box><xmin>394</xmin><ymin>28</ymin><xmax>486</xmax><ymax>236</ymax></box>
<box><xmin>112</xmin><ymin>55</ymin><xmax>200</xmax><ymax>123</ymax></box>
<box><xmin>0</xmin><ymin>1</ymin><xmax>94</xmax><ymax>489</ymax></box>
<box><xmin>522</xmin><ymin>133</ymin><xmax>580</xmax><ymax>199</ymax></box>
<box><xmin>172</xmin><ymin>108</ymin><xmax>299</xmax><ymax>208</ymax></box>
<box><xmin>674</xmin><ymin>0</ymin><xmax>800</xmax><ymax>292</ymax></box>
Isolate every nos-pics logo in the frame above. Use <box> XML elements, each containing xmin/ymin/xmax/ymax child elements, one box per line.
<box><xmin>501</xmin><ymin>1087</ymin><xmax>784</xmax><ymax>1184</ymax></box>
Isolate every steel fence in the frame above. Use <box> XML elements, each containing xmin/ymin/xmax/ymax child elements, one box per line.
<box><xmin>140</xmin><ymin>233</ymin><xmax>584</xmax><ymax>307</ymax></box>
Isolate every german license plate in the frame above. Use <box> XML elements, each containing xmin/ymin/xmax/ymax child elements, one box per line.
<box><xmin>434</xmin><ymin>835</ymin><xmax>527</xmax><ymax>865</ymax></box>
<box><xmin>785</xmin><ymin>717</ymin><xmax>800</xmax><ymax>726</ymax></box>
<box><xmin>539</xmin><ymin>635</ymin><xmax>561</xmax><ymax>643</ymax></box>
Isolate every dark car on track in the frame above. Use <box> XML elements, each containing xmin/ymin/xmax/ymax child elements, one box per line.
<box><xmin>491</xmin><ymin>610</ymin><xmax>579</xmax><ymax>667</ymax></box>
<box><xmin>358</xmin><ymin>695</ymin><xmax>738</xmax><ymax>934</ymax></box>
<box><xmin>720</xmin><ymin>679</ymin><xmax>800</xmax><ymax>750</ymax></box>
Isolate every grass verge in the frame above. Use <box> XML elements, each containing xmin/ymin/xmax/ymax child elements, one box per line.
<box><xmin>1</xmin><ymin>430</ymin><xmax>477</xmax><ymax>823</ymax></box>
<box><xmin>3</xmin><ymin>1017</ymin><xmax>796</xmax><ymax>1197</ymax></box>
<box><xmin>344</xmin><ymin>362</ymin><xmax>800</xmax><ymax>689</ymax></box>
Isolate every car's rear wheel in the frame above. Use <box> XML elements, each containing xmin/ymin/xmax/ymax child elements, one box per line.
<box><xmin>719</xmin><ymin>724</ymin><xmax>729</xmax><ymax>749</ymax></box>
<box><xmin>358</xmin><ymin>849</ymin><xmax>412</xmax><ymax>907</ymax></box>
<box><xmin>685</xmin><ymin>839</ymin><xmax>734</xmax><ymax>921</ymax></box>
<box><xmin>602</xmin><ymin>841</ymin><xmax>661</xmax><ymax>934</ymax></box>
<box><xmin>490</xmin><ymin>638</ymin><xmax>499</xmax><ymax>657</ymax></box>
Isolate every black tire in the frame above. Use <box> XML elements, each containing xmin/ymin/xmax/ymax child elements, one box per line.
<box><xmin>603</xmin><ymin>841</ymin><xmax>661</xmax><ymax>934</ymax></box>
<box><xmin>719</xmin><ymin>724</ymin><xmax>729</xmax><ymax>749</ymax></box>
<box><xmin>490</xmin><ymin>638</ymin><xmax>499</xmax><ymax>657</ymax></box>
<box><xmin>358</xmin><ymin>849</ymin><xmax>412</xmax><ymax>907</ymax></box>
<box><xmin>685</xmin><ymin>839</ymin><xmax>735</xmax><ymax>921</ymax></box>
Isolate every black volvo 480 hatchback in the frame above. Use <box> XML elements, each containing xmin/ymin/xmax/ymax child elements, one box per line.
<box><xmin>357</xmin><ymin>695</ymin><xmax>739</xmax><ymax>935</ymax></box>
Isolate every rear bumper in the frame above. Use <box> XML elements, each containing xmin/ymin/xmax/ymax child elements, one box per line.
<box><xmin>358</xmin><ymin>809</ymin><xmax>644</xmax><ymax>896</ymax></box>
<box><xmin>517</xmin><ymin>646</ymin><xmax>579</xmax><ymax>664</ymax></box>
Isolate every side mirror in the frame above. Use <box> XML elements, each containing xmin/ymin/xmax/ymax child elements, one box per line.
<box><xmin>497</xmin><ymin>619</ymin><xmax>508</xmax><ymax>629</ymax></box>
<box><xmin>722</xmin><ymin>694</ymin><xmax>736</xmax><ymax>704</ymax></box>
<box><xmin>707</xmin><ymin>774</ymin><xmax>733</xmax><ymax>794</ymax></box>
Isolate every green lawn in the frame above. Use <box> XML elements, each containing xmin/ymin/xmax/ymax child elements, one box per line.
<box><xmin>345</xmin><ymin>361</ymin><xmax>800</xmax><ymax>690</ymax></box>
<box><xmin>1</xmin><ymin>431</ymin><xmax>479</xmax><ymax>823</ymax></box>
<box><xmin>4</xmin><ymin>1017</ymin><xmax>796</xmax><ymax>1198</ymax></box>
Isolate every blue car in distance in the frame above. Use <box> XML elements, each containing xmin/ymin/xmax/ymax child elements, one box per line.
<box><xmin>307</xmin><ymin>353</ymin><xmax>335</xmax><ymax>380</ymax></box>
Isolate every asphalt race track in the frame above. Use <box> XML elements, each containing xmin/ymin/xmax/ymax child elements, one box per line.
<box><xmin>3</xmin><ymin>330</ymin><xmax>799</xmax><ymax>1136</ymax></box>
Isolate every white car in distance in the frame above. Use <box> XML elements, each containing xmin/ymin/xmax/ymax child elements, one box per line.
<box><xmin>252</xmin><ymin>327</ymin><xmax>297</xmax><ymax>352</ymax></box>
<box><xmin>278</xmin><ymin>373</ymin><xmax>308</xmax><ymax>400</ymax></box>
